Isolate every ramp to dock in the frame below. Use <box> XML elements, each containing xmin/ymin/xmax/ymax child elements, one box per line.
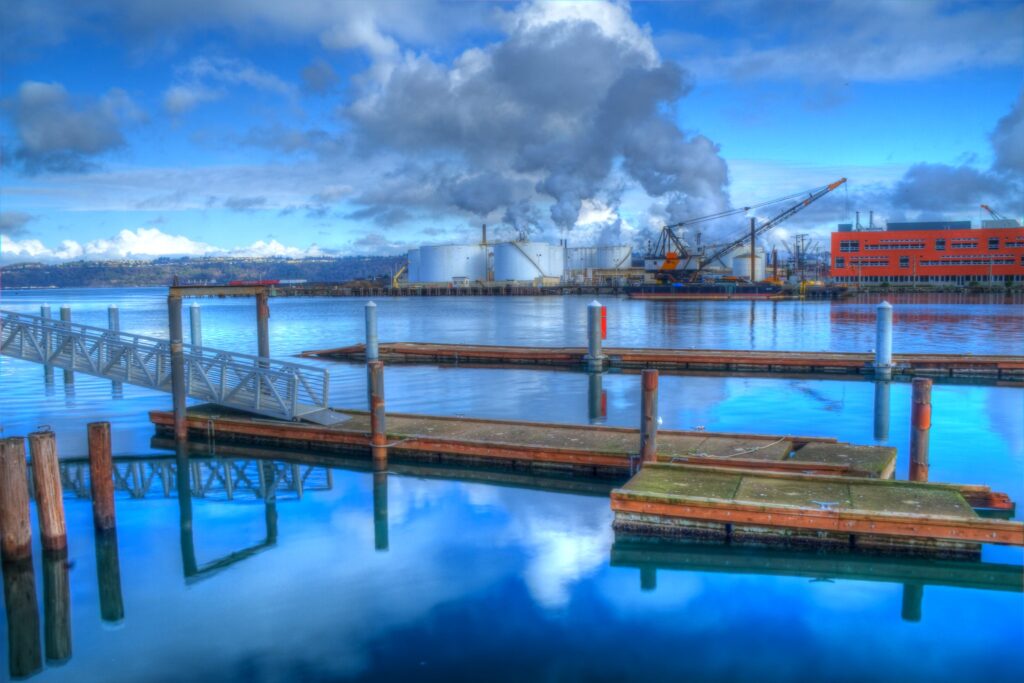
<box><xmin>1</xmin><ymin>309</ymin><xmax>345</xmax><ymax>426</ymax></box>
<box><xmin>611</xmin><ymin>463</ymin><xmax>1024</xmax><ymax>551</ymax></box>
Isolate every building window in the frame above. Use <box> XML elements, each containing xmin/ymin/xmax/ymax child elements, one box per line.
<box><xmin>899</xmin><ymin>256</ymin><xmax>909</xmax><ymax>268</ymax></box>
<box><xmin>935</xmin><ymin>239</ymin><xmax>945</xmax><ymax>251</ymax></box>
<box><xmin>989</xmin><ymin>237</ymin><xmax>1000</xmax><ymax>250</ymax></box>
<box><xmin>839</xmin><ymin>240</ymin><xmax>859</xmax><ymax>252</ymax></box>
<box><xmin>835</xmin><ymin>257</ymin><xmax>845</xmax><ymax>268</ymax></box>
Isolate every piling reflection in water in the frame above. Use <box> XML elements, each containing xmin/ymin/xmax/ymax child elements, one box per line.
<box><xmin>587</xmin><ymin>371</ymin><xmax>607</xmax><ymax>425</ymax></box>
<box><xmin>873</xmin><ymin>380</ymin><xmax>891</xmax><ymax>442</ymax></box>
<box><xmin>2</xmin><ymin>559</ymin><xmax>42</xmax><ymax>679</ymax></box>
<box><xmin>373</xmin><ymin>471</ymin><xmax>389</xmax><ymax>552</ymax></box>
<box><xmin>42</xmin><ymin>555</ymin><xmax>71</xmax><ymax>663</ymax></box>
<box><xmin>94</xmin><ymin>530</ymin><xmax>124</xmax><ymax>624</ymax></box>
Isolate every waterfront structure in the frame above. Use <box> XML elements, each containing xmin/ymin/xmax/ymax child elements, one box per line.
<box><xmin>830</xmin><ymin>221</ymin><xmax>1024</xmax><ymax>284</ymax></box>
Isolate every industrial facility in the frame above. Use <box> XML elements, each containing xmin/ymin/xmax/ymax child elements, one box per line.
<box><xmin>404</xmin><ymin>225</ymin><xmax>634</xmax><ymax>286</ymax></box>
<box><xmin>829</xmin><ymin>209</ymin><xmax>1024</xmax><ymax>284</ymax></box>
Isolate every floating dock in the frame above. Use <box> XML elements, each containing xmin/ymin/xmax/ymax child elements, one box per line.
<box><xmin>611</xmin><ymin>463</ymin><xmax>1024</xmax><ymax>556</ymax></box>
<box><xmin>149</xmin><ymin>405</ymin><xmax>896</xmax><ymax>478</ymax></box>
<box><xmin>302</xmin><ymin>342</ymin><xmax>1024</xmax><ymax>381</ymax></box>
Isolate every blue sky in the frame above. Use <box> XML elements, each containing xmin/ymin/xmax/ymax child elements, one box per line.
<box><xmin>1</xmin><ymin>0</ymin><xmax>1021</xmax><ymax>262</ymax></box>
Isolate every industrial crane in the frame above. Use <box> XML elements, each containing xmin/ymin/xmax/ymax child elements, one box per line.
<box><xmin>981</xmin><ymin>204</ymin><xmax>1008</xmax><ymax>221</ymax></box>
<box><xmin>645</xmin><ymin>178</ymin><xmax>847</xmax><ymax>282</ymax></box>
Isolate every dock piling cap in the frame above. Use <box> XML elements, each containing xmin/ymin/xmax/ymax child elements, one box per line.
<box><xmin>366</xmin><ymin>301</ymin><xmax>377</xmax><ymax>308</ymax></box>
<box><xmin>878</xmin><ymin>300</ymin><xmax>892</xmax><ymax>309</ymax></box>
<box><xmin>589</xmin><ymin>299</ymin><xmax>602</xmax><ymax>307</ymax></box>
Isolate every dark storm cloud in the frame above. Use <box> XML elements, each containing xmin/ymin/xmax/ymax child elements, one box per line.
<box><xmin>991</xmin><ymin>92</ymin><xmax>1024</xmax><ymax>175</ymax></box>
<box><xmin>891</xmin><ymin>164</ymin><xmax>1012</xmax><ymax>212</ymax></box>
<box><xmin>223</xmin><ymin>196</ymin><xmax>267</xmax><ymax>211</ymax></box>
<box><xmin>3</xmin><ymin>81</ymin><xmax>142</xmax><ymax>174</ymax></box>
<box><xmin>345</xmin><ymin>7</ymin><xmax>731</xmax><ymax>230</ymax></box>
<box><xmin>301</xmin><ymin>59</ymin><xmax>340</xmax><ymax>94</ymax></box>
<box><xmin>0</xmin><ymin>211</ymin><xmax>34</xmax><ymax>236</ymax></box>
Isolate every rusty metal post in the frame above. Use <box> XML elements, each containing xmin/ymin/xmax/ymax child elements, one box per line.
<box><xmin>368</xmin><ymin>360</ymin><xmax>387</xmax><ymax>469</ymax></box>
<box><xmin>256</xmin><ymin>289</ymin><xmax>270</xmax><ymax>364</ymax></box>
<box><xmin>168</xmin><ymin>294</ymin><xmax>188</xmax><ymax>441</ymax></box>
<box><xmin>60</xmin><ymin>305</ymin><xmax>74</xmax><ymax>385</ymax></box>
<box><xmin>909</xmin><ymin>377</ymin><xmax>932</xmax><ymax>482</ymax></box>
<box><xmin>0</xmin><ymin>437</ymin><xmax>33</xmax><ymax>562</ymax></box>
<box><xmin>40</xmin><ymin>304</ymin><xmax>54</xmax><ymax>383</ymax></box>
<box><xmin>640</xmin><ymin>369</ymin><xmax>659</xmax><ymax>464</ymax></box>
<box><xmin>88</xmin><ymin>422</ymin><xmax>116</xmax><ymax>531</ymax></box>
<box><xmin>28</xmin><ymin>431</ymin><xmax>67</xmax><ymax>555</ymax></box>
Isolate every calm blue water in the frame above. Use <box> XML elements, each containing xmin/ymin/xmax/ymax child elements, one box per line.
<box><xmin>0</xmin><ymin>288</ymin><xmax>1022</xmax><ymax>682</ymax></box>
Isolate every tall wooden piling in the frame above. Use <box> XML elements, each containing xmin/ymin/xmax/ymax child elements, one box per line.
<box><xmin>368</xmin><ymin>360</ymin><xmax>387</xmax><ymax>469</ymax></box>
<box><xmin>88</xmin><ymin>422</ymin><xmax>117</xmax><ymax>530</ymax></box>
<box><xmin>43</xmin><ymin>555</ymin><xmax>72</xmax><ymax>663</ymax></box>
<box><xmin>60</xmin><ymin>305</ymin><xmax>75</xmax><ymax>385</ymax></box>
<box><xmin>29</xmin><ymin>431</ymin><xmax>67</xmax><ymax>554</ymax></box>
<box><xmin>256</xmin><ymin>289</ymin><xmax>270</xmax><ymax>363</ymax></box>
<box><xmin>2</xmin><ymin>559</ymin><xmax>42</xmax><ymax>678</ymax></box>
<box><xmin>640</xmin><ymin>369</ymin><xmax>659</xmax><ymax>464</ymax></box>
<box><xmin>168</xmin><ymin>294</ymin><xmax>188</xmax><ymax>441</ymax></box>
<box><xmin>0</xmin><ymin>437</ymin><xmax>33</xmax><ymax>562</ymax></box>
<box><xmin>909</xmin><ymin>378</ymin><xmax>932</xmax><ymax>482</ymax></box>
<box><xmin>40</xmin><ymin>304</ymin><xmax>54</xmax><ymax>383</ymax></box>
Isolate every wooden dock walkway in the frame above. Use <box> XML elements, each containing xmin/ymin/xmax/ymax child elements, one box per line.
<box><xmin>150</xmin><ymin>405</ymin><xmax>897</xmax><ymax>479</ymax></box>
<box><xmin>302</xmin><ymin>342</ymin><xmax>1024</xmax><ymax>382</ymax></box>
<box><xmin>611</xmin><ymin>463</ymin><xmax>1024</xmax><ymax>555</ymax></box>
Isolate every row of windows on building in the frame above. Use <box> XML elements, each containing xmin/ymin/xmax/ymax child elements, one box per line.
<box><xmin>834</xmin><ymin>255</ymin><xmax>1024</xmax><ymax>268</ymax></box>
<box><xmin>838</xmin><ymin>237</ymin><xmax>1018</xmax><ymax>252</ymax></box>
<box><xmin>833</xmin><ymin>275</ymin><xmax>1024</xmax><ymax>283</ymax></box>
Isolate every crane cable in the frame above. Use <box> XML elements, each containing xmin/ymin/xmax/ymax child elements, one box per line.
<box><xmin>663</xmin><ymin>183</ymin><xmax>834</xmax><ymax>231</ymax></box>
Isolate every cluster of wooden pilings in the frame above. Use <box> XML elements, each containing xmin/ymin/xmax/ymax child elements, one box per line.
<box><xmin>0</xmin><ymin>423</ymin><xmax>123</xmax><ymax>679</ymax></box>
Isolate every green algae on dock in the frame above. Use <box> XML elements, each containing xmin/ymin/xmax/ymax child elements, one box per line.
<box><xmin>611</xmin><ymin>463</ymin><xmax>1024</xmax><ymax>555</ymax></box>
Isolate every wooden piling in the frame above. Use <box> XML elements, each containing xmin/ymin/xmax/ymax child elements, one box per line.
<box><xmin>43</xmin><ymin>555</ymin><xmax>72</xmax><ymax>663</ymax></box>
<box><xmin>640</xmin><ymin>369</ymin><xmax>659</xmax><ymax>463</ymax></box>
<box><xmin>168</xmin><ymin>295</ymin><xmax>188</xmax><ymax>441</ymax></box>
<box><xmin>368</xmin><ymin>360</ymin><xmax>387</xmax><ymax>469</ymax></box>
<box><xmin>0</xmin><ymin>437</ymin><xmax>33</xmax><ymax>562</ymax></box>
<box><xmin>910</xmin><ymin>378</ymin><xmax>932</xmax><ymax>482</ymax></box>
<box><xmin>29</xmin><ymin>431</ymin><xmax>67</xmax><ymax>555</ymax></box>
<box><xmin>88</xmin><ymin>422</ymin><xmax>117</xmax><ymax>531</ymax></box>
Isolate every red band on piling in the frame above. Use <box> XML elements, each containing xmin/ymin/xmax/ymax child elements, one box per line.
<box><xmin>601</xmin><ymin>306</ymin><xmax>607</xmax><ymax>340</ymax></box>
<box><xmin>912</xmin><ymin>403</ymin><xmax>931</xmax><ymax>430</ymax></box>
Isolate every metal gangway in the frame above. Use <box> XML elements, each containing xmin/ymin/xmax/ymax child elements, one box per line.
<box><xmin>0</xmin><ymin>309</ymin><xmax>347</xmax><ymax>425</ymax></box>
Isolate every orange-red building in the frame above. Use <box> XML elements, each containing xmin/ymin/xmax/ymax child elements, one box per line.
<box><xmin>829</xmin><ymin>222</ymin><xmax>1024</xmax><ymax>284</ymax></box>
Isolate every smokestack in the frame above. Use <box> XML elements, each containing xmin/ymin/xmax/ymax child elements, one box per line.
<box><xmin>856</xmin><ymin>211</ymin><xmax>860</xmax><ymax>230</ymax></box>
<box><xmin>869</xmin><ymin>211</ymin><xmax>874</xmax><ymax>230</ymax></box>
<box><xmin>750</xmin><ymin>217</ymin><xmax>756</xmax><ymax>282</ymax></box>
<box><xmin>482</xmin><ymin>223</ymin><xmax>487</xmax><ymax>246</ymax></box>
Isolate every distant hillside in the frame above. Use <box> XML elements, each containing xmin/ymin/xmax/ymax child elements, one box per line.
<box><xmin>0</xmin><ymin>255</ymin><xmax>406</xmax><ymax>289</ymax></box>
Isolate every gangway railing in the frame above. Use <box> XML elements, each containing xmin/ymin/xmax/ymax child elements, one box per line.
<box><xmin>0</xmin><ymin>309</ymin><xmax>343</xmax><ymax>425</ymax></box>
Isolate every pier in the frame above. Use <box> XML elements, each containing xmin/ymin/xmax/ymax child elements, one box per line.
<box><xmin>302</xmin><ymin>341</ymin><xmax>1024</xmax><ymax>382</ymax></box>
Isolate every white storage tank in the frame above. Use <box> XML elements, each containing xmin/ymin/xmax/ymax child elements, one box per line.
<box><xmin>493</xmin><ymin>242</ymin><xmax>565</xmax><ymax>281</ymax></box>
<box><xmin>406</xmin><ymin>248</ymin><xmax>420</xmax><ymax>282</ymax></box>
<box><xmin>731</xmin><ymin>249</ymin><xmax>766</xmax><ymax>281</ymax></box>
<box><xmin>415</xmin><ymin>244</ymin><xmax>487</xmax><ymax>283</ymax></box>
<box><xmin>594</xmin><ymin>245</ymin><xmax>632</xmax><ymax>269</ymax></box>
<box><xmin>566</xmin><ymin>247</ymin><xmax>596</xmax><ymax>271</ymax></box>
